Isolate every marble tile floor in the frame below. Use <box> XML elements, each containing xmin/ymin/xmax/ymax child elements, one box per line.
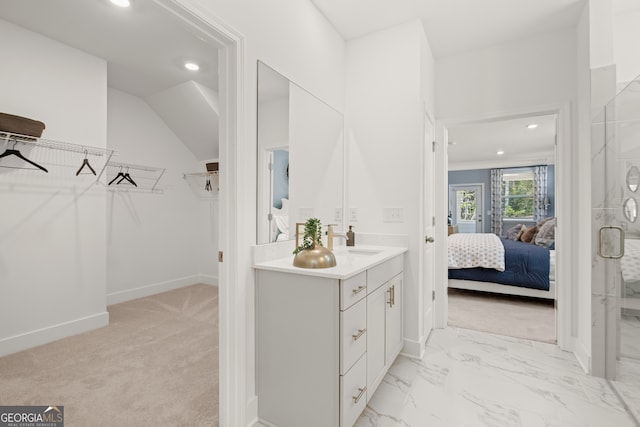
<box><xmin>257</xmin><ymin>327</ymin><xmax>636</xmax><ymax>427</ymax></box>
<box><xmin>612</xmin><ymin>358</ymin><xmax>640</xmax><ymax>424</ymax></box>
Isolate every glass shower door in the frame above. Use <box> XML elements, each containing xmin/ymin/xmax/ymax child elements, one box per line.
<box><xmin>600</xmin><ymin>75</ymin><xmax>640</xmax><ymax>422</ymax></box>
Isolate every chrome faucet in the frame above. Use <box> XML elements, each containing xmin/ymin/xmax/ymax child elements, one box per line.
<box><xmin>327</xmin><ymin>224</ymin><xmax>349</xmax><ymax>251</ymax></box>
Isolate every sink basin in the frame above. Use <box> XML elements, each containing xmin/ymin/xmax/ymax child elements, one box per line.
<box><xmin>336</xmin><ymin>248</ymin><xmax>382</xmax><ymax>257</ymax></box>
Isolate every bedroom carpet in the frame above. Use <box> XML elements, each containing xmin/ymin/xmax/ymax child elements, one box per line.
<box><xmin>0</xmin><ymin>284</ymin><xmax>218</xmax><ymax>427</ymax></box>
<box><xmin>447</xmin><ymin>288</ymin><xmax>556</xmax><ymax>344</ymax></box>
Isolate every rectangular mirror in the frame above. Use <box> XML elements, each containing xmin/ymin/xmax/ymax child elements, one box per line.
<box><xmin>256</xmin><ymin>61</ymin><xmax>344</xmax><ymax>244</ymax></box>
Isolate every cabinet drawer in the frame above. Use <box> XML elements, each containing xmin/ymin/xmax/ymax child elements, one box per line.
<box><xmin>340</xmin><ymin>354</ymin><xmax>367</xmax><ymax>427</ymax></box>
<box><xmin>367</xmin><ymin>255</ymin><xmax>403</xmax><ymax>293</ymax></box>
<box><xmin>340</xmin><ymin>298</ymin><xmax>367</xmax><ymax>374</ymax></box>
<box><xmin>340</xmin><ymin>271</ymin><xmax>367</xmax><ymax>310</ymax></box>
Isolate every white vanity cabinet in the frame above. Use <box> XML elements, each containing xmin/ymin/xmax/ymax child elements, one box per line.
<box><xmin>255</xmin><ymin>251</ymin><xmax>405</xmax><ymax>427</ymax></box>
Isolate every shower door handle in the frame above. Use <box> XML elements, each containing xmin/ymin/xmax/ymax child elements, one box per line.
<box><xmin>597</xmin><ymin>226</ymin><xmax>625</xmax><ymax>259</ymax></box>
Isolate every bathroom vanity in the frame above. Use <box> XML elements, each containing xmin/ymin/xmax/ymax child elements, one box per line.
<box><xmin>254</xmin><ymin>245</ymin><xmax>407</xmax><ymax>427</ymax></box>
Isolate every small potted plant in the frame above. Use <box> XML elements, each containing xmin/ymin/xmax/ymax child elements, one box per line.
<box><xmin>292</xmin><ymin>218</ymin><xmax>336</xmax><ymax>268</ymax></box>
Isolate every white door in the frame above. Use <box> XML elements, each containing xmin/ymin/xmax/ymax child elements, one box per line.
<box><xmin>423</xmin><ymin>114</ymin><xmax>435</xmax><ymax>339</ymax></box>
<box><xmin>449</xmin><ymin>184</ymin><xmax>483</xmax><ymax>233</ymax></box>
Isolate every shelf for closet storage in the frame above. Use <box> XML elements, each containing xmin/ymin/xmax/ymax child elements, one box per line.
<box><xmin>0</xmin><ymin>132</ymin><xmax>116</xmax><ymax>186</ymax></box>
<box><xmin>106</xmin><ymin>161</ymin><xmax>166</xmax><ymax>194</ymax></box>
<box><xmin>183</xmin><ymin>172</ymin><xmax>219</xmax><ymax>200</ymax></box>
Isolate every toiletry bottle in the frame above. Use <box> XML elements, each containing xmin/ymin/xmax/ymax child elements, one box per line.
<box><xmin>346</xmin><ymin>225</ymin><xmax>355</xmax><ymax>246</ymax></box>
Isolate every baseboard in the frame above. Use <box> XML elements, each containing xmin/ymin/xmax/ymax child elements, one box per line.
<box><xmin>199</xmin><ymin>274</ymin><xmax>219</xmax><ymax>286</ymax></box>
<box><xmin>246</xmin><ymin>395</ymin><xmax>258</xmax><ymax>427</ymax></box>
<box><xmin>107</xmin><ymin>275</ymin><xmax>213</xmax><ymax>305</ymax></box>
<box><xmin>0</xmin><ymin>311</ymin><xmax>109</xmax><ymax>358</ymax></box>
<box><xmin>573</xmin><ymin>337</ymin><xmax>590</xmax><ymax>374</ymax></box>
<box><xmin>400</xmin><ymin>336</ymin><xmax>425</xmax><ymax>360</ymax></box>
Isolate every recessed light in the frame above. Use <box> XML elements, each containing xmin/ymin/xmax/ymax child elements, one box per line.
<box><xmin>110</xmin><ymin>0</ymin><xmax>131</xmax><ymax>8</ymax></box>
<box><xmin>184</xmin><ymin>62</ymin><xmax>200</xmax><ymax>71</ymax></box>
<box><xmin>497</xmin><ymin>150</ymin><xmax>505</xmax><ymax>155</ymax></box>
<box><xmin>527</xmin><ymin>123</ymin><xmax>538</xmax><ymax>129</ymax></box>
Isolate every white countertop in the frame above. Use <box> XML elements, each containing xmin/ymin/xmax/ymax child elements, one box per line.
<box><xmin>253</xmin><ymin>245</ymin><xmax>407</xmax><ymax>279</ymax></box>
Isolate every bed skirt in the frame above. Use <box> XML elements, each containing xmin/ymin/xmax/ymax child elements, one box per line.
<box><xmin>448</xmin><ymin>279</ymin><xmax>557</xmax><ymax>300</ymax></box>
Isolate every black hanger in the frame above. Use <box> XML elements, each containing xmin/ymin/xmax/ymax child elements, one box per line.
<box><xmin>76</xmin><ymin>150</ymin><xmax>96</xmax><ymax>176</ymax></box>
<box><xmin>0</xmin><ymin>139</ymin><xmax>48</xmax><ymax>173</ymax></box>
<box><xmin>116</xmin><ymin>167</ymin><xmax>137</xmax><ymax>187</ymax></box>
<box><xmin>108</xmin><ymin>166</ymin><xmax>125</xmax><ymax>186</ymax></box>
<box><xmin>205</xmin><ymin>175</ymin><xmax>212</xmax><ymax>192</ymax></box>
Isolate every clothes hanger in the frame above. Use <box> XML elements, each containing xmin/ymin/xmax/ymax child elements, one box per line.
<box><xmin>76</xmin><ymin>149</ymin><xmax>96</xmax><ymax>176</ymax></box>
<box><xmin>0</xmin><ymin>139</ymin><xmax>48</xmax><ymax>173</ymax></box>
<box><xmin>116</xmin><ymin>166</ymin><xmax>137</xmax><ymax>187</ymax></box>
<box><xmin>108</xmin><ymin>166</ymin><xmax>125</xmax><ymax>186</ymax></box>
<box><xmin>205</xmin><ymin>175</ymin><xmax>212</xmax><ymax>192</ymax></box>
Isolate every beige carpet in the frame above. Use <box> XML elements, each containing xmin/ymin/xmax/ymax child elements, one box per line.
<box><xmin>0</xmin><ymin>284</ymin><xmax>218</xmax><ymax>426</ymax></box>
<box><xmin>448</xmin><ymin>288</ymin><xmax>556</xmax><ymax>344</ymax></box>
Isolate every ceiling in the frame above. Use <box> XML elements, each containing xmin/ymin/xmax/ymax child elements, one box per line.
<box><xmin>0</xmin><ymin>0</ymin><xmax>220</xmax><ymax>160</ymax></box>
<box><xmin>447</xmin><ymin>114</ymin><xmax>557</xmax><ymax>170</ymax></box>
<box><xmin>0</xmin><ymin>0</ymin><xmax>218</xmax><ymax>97</ymax></box>
<box><xmin>311</xmin><ymin>0</ymin><xmax>586</xmax><ymax>58</ymax></box>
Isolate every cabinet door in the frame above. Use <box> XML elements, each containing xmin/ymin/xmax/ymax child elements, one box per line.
<box><xmin>385</xmin><ymin>273</ymin><xmax>403</xmax><ymax>364</ymax></box>
<box><xmin>366</xmin><ymin>283</ymin><xmax>386</xmax><ymax>398</ymax></box>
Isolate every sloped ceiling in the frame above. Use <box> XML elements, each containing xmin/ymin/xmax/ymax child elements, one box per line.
<box><xmin>146</xmin><ymin>81</ymin><xmax>219</xmax><ymax>160</ymax></box>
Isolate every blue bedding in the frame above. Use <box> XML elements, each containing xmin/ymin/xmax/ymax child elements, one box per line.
<box><xmin>448</xmin><ymin>237</ymin><xmax>551</xmax><ymax>291</ymax></box>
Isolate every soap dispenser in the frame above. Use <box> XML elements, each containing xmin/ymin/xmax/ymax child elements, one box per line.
<box><xmin>346</xmin><ymin>225</ymin><xmax>355</xmax><ymax>246</ymax></box>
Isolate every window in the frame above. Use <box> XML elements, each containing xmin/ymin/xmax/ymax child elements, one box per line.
<box><xmin>502</xmin><ymin>170</ymin><xmax>534</xmax><ymax>219</ymax></box>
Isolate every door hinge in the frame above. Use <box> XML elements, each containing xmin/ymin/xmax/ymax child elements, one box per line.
<box><xmin>218</xmin><ymin>251</ymin><xmax>224</xmax><ymax>262</ymax></box>
<box><xmin>268</xmin><ymin>162</ymin><xmax>273</xmax><ymax>171</ymax></box>
<box><xmin>432</xmin><ymin>290</ymin><xmax>436</xmax><ymax>301</ymax></box>
<box><xmin>432</xmin><ymin>216</ymin><xmax>436</xmax><ymax>226</ymax></box>
<box><xmin>268</xmin><ymin>213</ymin><xmax>273</xmax><ymax>221</ymax></box>
<box><xmin>432</xmin><ymin>140</ymin><xmax>436</xmax><ymax>152</ymax></box>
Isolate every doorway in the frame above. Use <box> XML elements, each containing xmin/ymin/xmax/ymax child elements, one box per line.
<box><xmin>448</xmin><ymin>184</ymin><xmax>484</xmax><ymax>233</ymax></box>
<box><xmin>443</xmin><ymin>112</ymin><xmax>559</xmax><ymax>345</ymax></box>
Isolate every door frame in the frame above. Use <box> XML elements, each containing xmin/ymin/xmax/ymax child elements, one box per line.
<box><xmin>434</xmin><ymin>103</ymin><xmax>572</xmax><ymax>354</ymax></box>
<box><xmin>421</xmin><ymin>110</ymin><xmax>436</xmax><ymax>348</ymax></box>
<box><xmin>448</xmin><ymin>183</ymin><xmax>484</xmax><ymax>233</ymax></box>
<box><xmin>154</xmin><ymin>1</ymin><xmax>245</xmax><ymax>425</ymax></box>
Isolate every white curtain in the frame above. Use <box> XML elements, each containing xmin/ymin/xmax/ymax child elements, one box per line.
<box><xmin>533</xmin><ymin>165</ymin><xmax>548</xmax><ymax>222</ymax></box>
<box><xmin>490</xmin><ymin>168</ymin><xmax>503</xmax><ymax>235</ymax></box>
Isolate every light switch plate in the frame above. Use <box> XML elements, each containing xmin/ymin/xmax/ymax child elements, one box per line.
<box><xmin>383</xmin><ymin>207</ymin><xmax>404</xmax><ymax>223</ymax></box>
<box><xmin>349</xmin><ymin>208</ymin><xmax>358</xmax><ymax>222</ymax></box>
<box><xmin>334</xmin><ymin>208</ymin><xmax>343</xmax><ymax>222</ymax></box>
<box><xmin>298</xmin><ymin>207</ymin><xmax>314</xmax><ymax>219</ymax></box>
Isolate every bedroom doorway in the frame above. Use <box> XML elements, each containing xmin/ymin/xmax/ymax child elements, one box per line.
<box><xmin>445</xmin><ymin>113</ymin><xmax>558</xmax><ymax>345</ymax></box>
<box><xmin>449</xmin><ymin>184</ymin><xmax>483</xmax><ymax>233</ymax></box>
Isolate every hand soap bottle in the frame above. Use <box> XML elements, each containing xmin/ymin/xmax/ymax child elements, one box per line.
<box><xmin>346</xmin><ymin>225</ymin><xmax>355</xmax><ymax>246</ymax></box>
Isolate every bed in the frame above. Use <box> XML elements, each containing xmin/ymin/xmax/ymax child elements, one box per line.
<box><xmin>448</xmin><ymin>232</ymin><xmax>557</xmax><ymax>300</ymax></box>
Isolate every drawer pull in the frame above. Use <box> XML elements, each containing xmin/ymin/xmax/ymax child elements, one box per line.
<box><xmin>352</xmin><ymin>285</ymin><xmax>366</xmax><ymax>295</ymax></box>
<box><xmin>352</xmin><ymin>328</ymin><xmax>367</xmax><ymax>341</ymax></box>
<box><xmin>352</xmin><ymin>386</ymin><xmax>367</xmax><ymax>404</ymax></box>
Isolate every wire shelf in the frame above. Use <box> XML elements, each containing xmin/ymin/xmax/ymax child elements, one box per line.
<box><xmin>106</xmin><ymin>161</ymin><xmax>166</xmax><ymax>194</ymax></box>
<box><xmin>0</xmin><ymin>132</ymin><xmax>116</xmax><ymax>187</ymax></box>
<box><xmin>183</xmin><ymin>171</ymin><xmax>219</xmax><ymax>200</ymax></box>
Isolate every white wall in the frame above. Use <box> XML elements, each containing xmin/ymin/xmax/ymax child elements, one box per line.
<box><xmin>0</xmin><ymin>19</ymin><xmax>108</xmax><ymax>356</ymax></box>
<box><xmin>346</xmin><ymin>20</ymin><xmax>436</xmax><ymax>357</ymax></box>
<box><xmin>106</xmin><ymin>88</ymin><xmax>217</xmax><ymax>304</ymax></box>
<box><xmin>436</xmin><ymin>29</ymin><xmax>577</xmax><ymax>121</ymax></box>
<box><xmin>614</xmin><ymin>7</ymin><xmax>640</xmax><ymax>83</ymax></box>
<box><xmin>182</xmin><ymin>0</ymin><xmax>347</xmax><ymax>422</ymax></box>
